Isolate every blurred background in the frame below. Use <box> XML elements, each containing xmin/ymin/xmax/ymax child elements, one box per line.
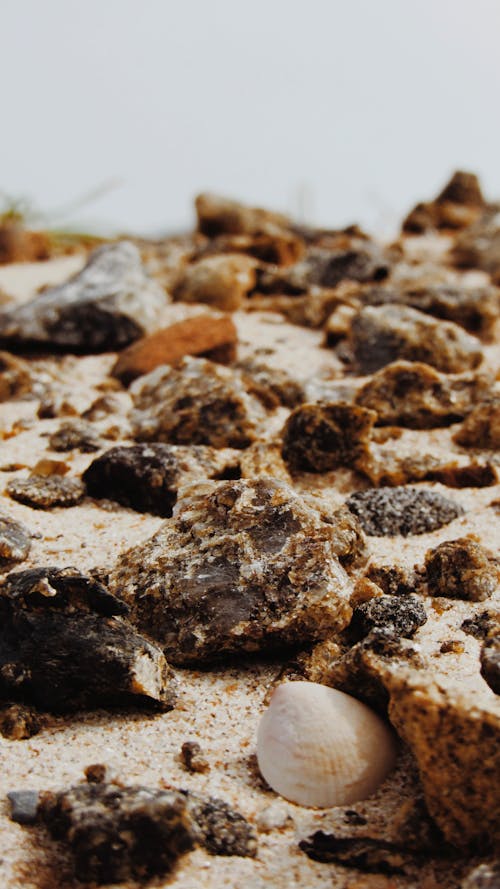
<box><xmin>2</xmin><ymin>0</ymin><xmax>500</xmax><ymax>237</ymax></box>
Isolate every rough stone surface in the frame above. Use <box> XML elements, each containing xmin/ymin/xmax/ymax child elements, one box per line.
<box><xmin>0</xmin><ymin>513</ymin><xmax>32</xmax><ymax>564</ymax></box>
<box><xmin>181</xmin><ymin>741</ymin><xmax>210</xmax><ymax>773</ymax></box>
<box><xmin>109</xmin><ymin>478</ymin><xmax>365</xmax><ymax>664</ymax></box>
<box><xmin>112</xmin><ymin>314</ymin><xmax>237</xmax><ymax>384</ymax></box>
<box><xmin>281</xmin><ymin>402</ymin><xmax>376</xmax><ymax>473</ymax></box>
<box><xmin>236</xmin><ymin>358</ymin><xmax>305</xmax><ymax>408</ymax></box>
<box><xmin>299</xmin><ymin>831</ymin><xmax>429</xmax><ymax>875</ymax></box>
<box><xmin>174</xmin><ymin>254</ymin><xmax>256</xmax><ymax>311</ymax></box>
<box><xmin>346</xmin><ymin>487</ymin><xmax>464</xmax><ymax>537</ymax></box>
<box><xmin>349</xmin><ymin>305</ymin><xmax>483</xmax><ymax>374</ymax></box>
<box><xmin>0</xmin><ymin>351</ymin><xmax>33</xmax><ymax>401</ymax></box>
<box><xmin>0</xmin><ymin>242</ymin><xmax>166</xmax><ymax>351</ymax></box>
<box><xmin>480</xmin><ymin>636</ymin><xmax>500</xmax><ymax>695</ymax></box>
<box><xmin>129</xmin><ymin>356</ymin><xmax>266</xmax><ymax>449</ymax></box>
<box><xmin>0</xmin><ymin>703</ymin><xmax>41</xmax><ymax>740</ymax></box>
<box><xmin>6</xmin><ymin>474</ymin><xmax>85</xmax><ymax>509</ymax></box>
<box><xmin>83</xmin><ymin>443</ymin><xmax>238</xmax><ymax>517</ymax></box>
<box><xmin>48</xmin><ymin>418</ymin><xmax>105</xmax><ymax>453</ymax></box>
<box><xmin>0</xmin><ymin>566</ymin><xmax>176</xmax><ymax>712</ymax></box>
<box><xmin>402</xmin><ymin>171</ymin><xmax>485</xmax><ymax>234</ymax></box>
<box><xmin>451</xmin><ymin>205</ymin><xmax>500</xmax><ymax>280</ymax></box>
<box><xmin>278</xmin><ymin>244</ymin><xmax>390</xmax><ymax>291</ymax></box>
<box><xmin>7</xmin><ymin>790</ymin><xmax>41</xmax><ymax>824</ymax></box>
<box><xmin>461</xmin><ymin>862</ymin><xmax>500</xmax><ymax>888</ymax></box>
<box><xmin>187</xmin><ymin>793</ymin><xmax>257</xmax><ymax>857</ymax></box>
<box><xmin>453</xmin><ymin>395</ymin><xmax>500</xmax><ymax>449</ymax></box>
<box><xmin>356</xmin><ymin>362</ymin><xmax>490</xmax><ymax>429</ymax></box>
<box><xmin>424</xmin><ymin>538</ymin><xmax>498</xmax><ymax>602</ymax></box>
<box><xmin>349</xmin><ymin>594</ymin><xmax>427</xmax><ymax>641</ymax></box>
<box><xmin>195</xmin><ymin>192</ymin><xmax>291</xmax><ymax>237</ymax></box>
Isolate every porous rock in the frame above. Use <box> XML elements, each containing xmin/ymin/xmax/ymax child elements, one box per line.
<box><xmin>349</xmin><ymin>595</ymin><xmax>427</xmax><ymax>641</ymax></box>
<box><xmin>0</xmin><ymin>566</ymin><xmax>176</xmax><ymax>712</ymax></box>
<box><xmin>349</xmin><ymin>305</ymin><xmax>483</xmax><ymax>374</ymax></box>
<box><xmin>129</xmin><ymin>356</ymin><xmax>266</xmax><ymax>449</ymax></box>
<box><xmin>346</xmin><ymin>487</ymin><xmax>464</xmax><ymax>537</ymax></box>
<box><xmin>174</xmin><ymin>253</ymin><xmax>256</xmax><ymax>311</ymax></box>
<box><xmin>6</xmin><ymin>474</ymin><xmax>85</xmax><ymax>508</ymax></box>
<box><xmin>0</xmin><ymin>513</ymin><xmax>32</xmax><ymax>564</ymax></box>
<box><xmin>424</xmin><ymin>537</ymin><xmax>498</xmax><ymax>602</ymax></box>
<box><xmin>461</xmin><ymin>862</ymin><xmax>500</xmax><ymax>888</ymax></box>
<box><xmin>180</xmin><ymin>741</ymin><xmax>210</xmax><ymax>773</ymax></box>
<box><xmin>48</xmin><ymin>418</ymin><xmax>105</xmax><ymax>453</ymax></box>
<box><xmin>0</xmin><ymin>242</ymin><xmax>166</xmax><ymax>351</ymax></box>
<box><xmin>0</xmin><ymin>703</ymin><xmax>41</xmax><ymax>740</ymax></box>
<box><xmin>281</xmin><ymin>402</ymin><xmax>376</xmax><ymax>473</ymax></box>
<box><xmin>108</xmin><ymin>478</ymin><xmax>365</xmax><ymax>664</ymax></box>
<box><xmin>480</xmin><ymin>636</ymin><xmax>500</xmax><ymax>695</ymax></box>
<box><xmin>453</xmin><ymin>395</ymin><xmax>500</xmax><ymax>449</ymax></box>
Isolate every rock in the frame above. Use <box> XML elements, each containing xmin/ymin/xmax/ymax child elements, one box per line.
<box><xmin>0</xmin><ymin>566</ymin><xmax>176</xmax><ymax>712</ymax></box>
<box><xmin>461</xmin><ymin>611</ymin><xmax>499</xmax><ymax>641</ymax></box>
<box><xmin>281</xmin><ymin>403</ymin><xmax>376</xmax><ymax>473</ymax></box>
<box><xmin>299</xmin><ymin>831</ymin><xmax>426</xmax><ymax>875</ymax></box>
<box><xmin>48</xmin><ymin>418</ymin><xmax>105</xmax><ymax>452</ymax></box>
<box><xmin>174</xmin><ymin>254</ymin><xmax>256</xmax><ymax>311</ymax></box>
<box><xmin>108</xmin><ymin>478</ymin><xmax>365</xmax><ymax>664</ymax></box>
<box><xmin>366</xmin><ymin>564</ymin><xmax>418</xmax><ymax>597</ymax></box>
<box><xmin>236</xmin><ymin>358</ymin><xmax>305</xmax><ymax>408</ymax></box>
<box><xmin>0</xmin><ymin>223</ymin><xmax>51</xmax><ymax>264</ymax></box>
<box><xmin>0</xmin><ymin>703</ymin><xmax>41</xmax><ymax>739</ymax></box>
<box><xmin>355</xmin><ymin>362</ymin><xmax>490</xmax><ymax>429</ymax></box>
<box><xmin>349</xmin><ymin>305</ymin><xmax>483</xmax><ymax>374</ymax></box>
<box><xmin>180</xmin><ymin>741</ymin><xmax>210</xmax><ymax>773</ymax></box>
<box><xmin>187</xmin><ymin>793</ymin><xmax>257</xmax><ymax>857</ymax></box>
<box><xmin>0</xmin><ymin>352</ymin><xmax>33</xmax><ymax>401</ymax></box>
<box><xmin>349</xmin><ymin>595</ymin><xmax>427</xmax><ymax>641</ymax></box>
<box><xmin>278</xmin><ymin>244</ymin><xmax>390</xmax><ymax>291</ymax></box>
<box><xmin>0</xmin><ymin>514</ymin><xmax>32</xmax><ymax>564</ymax></box>
<box><xmin>346</xmin><ymin>487</ymin><xmax>464</xmax><ymax>537</ymax></box>
<box><xmin>129</xmin><ymin>356</ymin><xmax>266</xmax><ymax>449</ymax></box>
<box><xmin>0</xmin><ymin>242</ymin><xmax>166</xmax><ymax>351</ymax></box>
<box><xmin>461</xmin><ymin>862</ymin><xmax>500</xmax><ymax>888</ymax></box>
<box><xmin>451</xmin><ymin>205</ymin><xmax>500</xmax><ymax>280</ymax></box>
<box><xmin>112</xmin><ymin>314</ymin><xmax>237</xmax><ymax>385</ymax></box>
<box><xmin>424</xmin><ymin>538</ymin><xmax>498</xmax><ymax>602</ymax></box>
<box><xmin>480</xmin><ymin>636</ymin><xmax>500</xmax><ymax>695</ymax></box>
<box><xmin>83</xmin><ymin>443</ymin><xmax>238</xmax><ymax>517</ymax></box>
<box><xmin>6</xmin><ymin>474</ymin><xmax>85</xmax><ymax>508</ymax></box>
<box><xmin>7</xmin><ymin>790</ymin><xmax>41</xmax><ymax>824</ymax></box>
<box><xmin>402</xmin><ymin>171</ymin><xmax>485</xmax><ymax>234</ymax></box>
<box><xmin>197</xmin><ymin>229</ymin><xmax>304</xmax><ymax>266</ymax></box>
<box><xmin>453</xmin><ymin>395</ymin><xmax>500</xmax><ymax>449</ymax></box>
<box><xmin>195</xmin><ymin>192</ymin><xmax>291</xmax><ymax>237</ymax></box>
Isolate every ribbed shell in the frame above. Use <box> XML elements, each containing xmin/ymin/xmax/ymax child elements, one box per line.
<box><xmin>256</xmin><ymin>681</ymin><xmax>398</xmax><ymax>807</ymax></box>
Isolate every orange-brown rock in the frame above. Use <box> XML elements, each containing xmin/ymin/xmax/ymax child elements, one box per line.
<box><xmin>402</xmin><ymin>171</ymin><xmax>485</xmax><ymax>234</ymax></box>
<box><xmin>0</xmin><ymin>224</ymin><xmax>51</xmax><ymax>264</ymax></box>
<box><xmin>112</xmin><ymin>314</ymin><xmax>237</xmax><ymax>385</ymax></box>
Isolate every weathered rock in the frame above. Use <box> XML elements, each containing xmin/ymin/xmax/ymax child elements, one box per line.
<box><xmin>451</xmin><ymin>205</ymin><xmax>500</xmax><ymax>280</ymax></box>
<box><xmin>281</xmin><ymin>402</ymin><xmax>376</xmax><ymax>473</ymax></box>
<box><xmin>112</xmin><ymin>314</ymin><xmax>237</xmax><ymax>385</ymax></box>
<box><xmin>366</xmin><ymin>564</ymin><xmax>419</xmax><ymax>597</ymax></box>
<box><xmin>83</xmin><ymin>443</ymin><xmax>239</xmax><ymax>517</ymax></box>
<box><xmin>480</xmin><ymin>636</ymin><xmax>500</xmax><ymax>695</ymax></box>
<box><xmin>356</xmin><ymin>362</ymin><xmax>490</xmax><ymax>429</ymax></box>
<box><xmin>424</xmin><ymin>538</ymin><xmax>498</xmax><ymax>602</ymax></box>
<box><xmin>461</xmin><ymin>611</ymin><xmax>500</xmax><ymax>641</ymax></box>
<box><xmin>6</xmin><ymin>474</ymin><xmax>85</xmax><ymax>508</ymax></box>
<box><xmin>0</xmin><ymin>703</ymin><xmax>41</xmax><ymax>739</ymax></box>
<box><xmin>174</xmin><ymin>254</ymin><xmax>256</xmax><ymax>311</ymax></box>
<box><xmin>187</xmin><ymin>793</ymin><xmax>257</xmax><ymax>857</ymax></box>
<box><xmin>196</xmin><ymin>230</ymin><xmax>304</xmax><ymax>266</ymax></box>
<box><xmin>346</xmin><ymin>487</ymin><xmax>464</xmax><ymax>537</ymax></box>
<box><xmin>349</xmin><ymin>305</ymin><xmax>483</xmax><ymax>374</ymax></box>
<box><xmin>453</xmin><ymin>395</ymin><xmax>500</xmax><ymax>449</ymax></box>
<box><xmin>195</xmin><ymin>192</ymin><xmax>291</xmax><ymax>237</ymax></box>
<box><xmin>278</xmin><ymin>245</ymin><xmax>390</xmax><ymax>291</ymax></box>
<box><xmin>236</xmin><ymin>358</ymin><xmax>304</xmax><ymax>409</ymax></box>
<box><xmin>129</xmin><ymin>356</ymin><xmax>266</xmax><ymax>449</ymax></box>
<box><xmin>0</xmin><ymin>223</ymin><xmax>51</xmax><ymax>264</ymax></box>
<box><xmin>299</xmin><ymin>831</ymin><xmax>430</xmax><ymax>874</ymax></box>
<box><xmin>349</xmin><ymin>595</ymin><xmax>427</xmax><ymax>642</ymax></box>
<box><xmin>0</xmin><ymin>242</ymin><xmax>166</xmax><ymax>351</ymax></box>
<box><xmin>108</xmin><ymin>478</ymin><xmax>365</xmax><ymax>664</ymax></box>
<box><xmin>180</xmin><ymin>741</ymin><xmax>210</xmax><ymax>773</ymax></box>
<box><xmin>48</xmin><ymin>418</ymin><xmax>105</xmax><ymax>453</ymax></box>
<box><xmin>0</xmin><ymin>514</ymin><xmax>32</xmax><ymax>564</ymax></box>
<box><xmin>402</xmin><ymin>171</ymin><xmax>485</xmax><ymax>234</ymax></box>
<box><xmin>0</xmin><ymin>566</ymin><xmax>176</xmax><ymax>712</ymax></box>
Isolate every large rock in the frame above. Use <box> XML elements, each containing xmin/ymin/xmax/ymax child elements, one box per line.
<box><xmin>0</xmin><ymin>242</ymin><xmax>166</xmax><ymax>351</ymax></box>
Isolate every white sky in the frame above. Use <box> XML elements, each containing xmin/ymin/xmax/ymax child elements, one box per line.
<box><xmin>2</xmin><ymin>0</ymin><xmax>500</xmax><ymax>236</ymax></box>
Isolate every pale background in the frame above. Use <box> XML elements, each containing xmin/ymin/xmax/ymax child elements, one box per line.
<box><xmin>2</xmin><ymin>0</ymin><xmax>500</xmax><ymax>236</ymax></box>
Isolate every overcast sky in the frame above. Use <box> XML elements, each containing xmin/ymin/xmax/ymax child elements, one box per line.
<box><xmin>2</xmin><ymin>0</ymin><xmax>500</xmax><ymax>236</ymax></box>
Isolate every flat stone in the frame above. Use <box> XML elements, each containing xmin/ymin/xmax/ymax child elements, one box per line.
<box><xmin>48</xmin><ymin>418</ymin><xmax>105</xmax><ymax>452</ymax></box>
<box><xmin>6</xmin><ymin>474</ymin><xmax>85</xmax><ymax>509</ymax></box>
<box><xmin>7</xmin><ymin>790</ymin><xmax>40</xmax><ymax>824</ymax></box>
<box><xmin>346</xmin><ymin>487</ymin><xmax>464</xmax><ymax>537</ymax></box>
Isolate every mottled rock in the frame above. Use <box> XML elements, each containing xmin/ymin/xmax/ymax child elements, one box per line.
<box><xmin>0</xmin><ymin>223</ymin><xmax>51</xmax><ymax>264</ymax></box>
<box><xmin>461</xmin><ymin>862</ymin><xmax>500</xmax><ymax>888</ymax></box>
<box><xmin>280</xmin><ymin>245</ymin><xmax>390</xmax><ymax>291</ymax></box>
<box><xmin>462</xmin><ymin>611</ymin><xmax>500</xmax><ymax>641</ymax></box>
<box><xmin>6</xmin><ymin>474</ymin><xmax>85</xmax><ymax>508</ymax></box>
<box><xmin>180</xmin><ymin>741</ymin><xmax>210</xmax><ymax>773</ymax></box>
<box><xmin>195</xmin><ymin>192</ymin><xmax>291</xmax><ymax>237</ymax></box>
<box><xmin>356</xmin><ymin>362</ymin><xmax>490</xmax><ymax>429</ymax></box>
<box><xmin>48</xmin><ymin>418</ymin><xmax>104</xmax><ymax>453</ymax></box>
<box><xmin>130</xmin><ymin>356</ymin><xmax>266</xmax><ymax>449</ymax></box>
<box><xmin>174</xmin><ymin>254</ymin><xmax>256</xmax><ymax>311</ymax></box>
<box><xmin>236</xmin><ymin>358</ymin><xmax>304</xmax><ymax>409</ymax></box>
<box><xmin>281</xmin><ymin>402</ymin><xmax>376</xmax><ymax>473</ymax></box>
<box><xmin>480</xmin><ymin>636</ymin><xmax>500</xmax><ymax>695</ymax></box>
<box><xmin>187</xmin><ymin>793</ymin><xmax>257</xmax><ymax>857</ymax></box>
<box><xmin>109</xmin><ymin>478</ymin><xmax>364</xmax><ymax>664</ymax></box>
<box><xmin>453</xmin><ymin>395</ymin><xmax>500</xmax><ymax>449</ymax></box>
<box><xmin>0</xmin><ymin>566</ymin><xmax>176</xmax><ymax>712</ymax></box>
<box><xmin>346</xmin><ymin>487</ymin><xmax>464</xmax><ymax>537</ymax></box>
<box><xmin>197</xmin><ymin>229</ymin><xmax>304</xmax><ymax>266</ymax></box>
<box><xmin>350</xmin><ymin>305</ymin><xmax>483</xmax><ymax>374</ymax></box>
<box><xmin>299</xmin><ymin>831</ymin><xmax>427</xmax><ymax>874</ymax></box>
<box><xmin>112</xmin><ymin>314</ymin><xmax>237</xmax><ymax>385</ymax></box>
<box><xmin>83</xmin><ymin>443</ymin><xmax>238</xmax><ymax>517</ymax></box>
<box><xmin>402</xmin><ymin>171</ymin><xmax>485</xmax><ymax>234</ymax></box>
<box><xmin>0</xmin><ymin>351</ymin><xmax>33</xmax><ymax>401</ymax></box>
<box><xmin>451</xmin><ymin>205</ymin><xmax>500</xmax><ymax>279</ymax></box>
<box><xmin>0</xmin><ymin>242</ymin><xmax>166</xmax><ymax>351</ymax></box>
<box><xmin>0</xmin><ymin>703</ymin><xmax>41</xmax><ymax>739</ymax></box>
<box><xmin>366</xmin><ymin>564</ymin><xmax>420</xmax><ymax>597</ymax></box>
<box><xmin>349</xmin><ymin>595</ymin><xmax>427</xmax><ymax>641</ymax></box>
<box><xmin>0</xmin><ymin>514</ymin><xmax>32</xmax><ymax>564</ymax></box>
<box><xmin>424</xmin><ymin>538</ymin><xmax>498</xmax><ymax>602</ymax></box>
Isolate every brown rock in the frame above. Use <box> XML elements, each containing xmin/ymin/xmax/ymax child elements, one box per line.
<box><xmin>281</xmin><ymin>402</ymin><xmax>376</xmax><ymax>473</ymax></box>
<box><xmin>0</xmin><ymin>223</ymin><xmax>51</xmax><ymax>264</ymax></box>
<box><xmin>0</xmin><ymin>703</ymin><xmax>41</xmax><ymax>740</ymax></box>
<box><xmin>195</xmin><ymin>192</ymin><xmax>291</xmax><ymax>237</ymax></box>
<box><xmin>196</xmin><ymin>231</ymin><xmax>304</xmax><ymax>266</ymax></box>
<box><xmin>402</xmin><ymin>171</ymin><xmax>484</xmax><ymax>234</ymax></box>
<box><xmin>174</xmin><ymin>254</ymin><xmax>256</xmax><ymax>311</ymax></box>
<box><xmin>112</xmin><ymin>314</ymin><xmax>237</xmax><ymax>384</ymax></box>
<box><xmin>453</xmin><ymin>395</ymin><xmax>500</xmax><ymax>449</ymax></box>
<box><xmin>0</xmin><ymin>352</ymin><xmax>33</xmax><ymax>402</ymax></box>
<box><xmin>6</xmin><ymin>474</ymin><xmax>85</xmax><ymax>509</ymax></box>
<box><xmin>451</xmin><ymin>206</ymin><xmax>500</xmax><ymax>279</ymax></box>
<box><xmin>424</xmin><ymin>537</ymin><xmax>498</xmax><ymax>602</ymax></box>
<box><xmin>181</xmin><ymin>741</ymin><xmax>210</xmax><ymax>773</ymax></box>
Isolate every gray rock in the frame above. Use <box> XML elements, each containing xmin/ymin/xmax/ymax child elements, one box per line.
<box><xmin>0</xmin><ymin>514</ymin><xmax>32</xmax><ymax>564</ymax></box>
<box><xmin>7</xmin><ymin>790</ymin><xmax>40</xmax><ymax>824</ymax></box>
<box><xmin>346</xmin><ymin>487</ymin><xmax>464</xmax><ymax>537</ymax></box>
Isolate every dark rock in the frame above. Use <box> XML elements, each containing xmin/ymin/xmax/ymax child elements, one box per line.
<box><xmin>453</xmin><ymin>395</ymin><xmax>500</xmax><ymax>449</ymax></box>
<box><xmin>6</xmin><ymin>474</ymin><xmax>85</xmax><ymax>508</ymax></box>
<box><xmin>346</xmin><ymin>487</ymin><xmax>464</xmax><ymax>537</ymax></box>
<box><xmin>0</xmin><ymin>242</ymin><xmax>166</xmax><ymax>352</ymax></box>
<box><xmin>187</xmin><ymin>794</ymin><xmax>257</xmax><ymax>857</ymax></box>
<box><xmin>7</xmin><ymin>790</ymin><xmax>40</xmax><ymax>824</ymax></box>
<box><xmin>461</xmin><ymin>611</ymin><xmax>499</xmax><ymax>640</ymax></box>
<box><xmin>402</xmin><ymin>171</ymin><xmax>484</xmax><ymax>234</ymax></box>
<box><xmin>299</xmin><ymin>831</ymin><xmax>427</xmax><ymax>874</ymax></box>
<box><xmin>350</xmin><ymin>305</ymin><xmax>483</xmax><ymax>374</ymax></box>
<box><xmin>366</xmin><ymin>564</ymin><xmax>419</xmax><ymax>597</ymax></box>
<box><xmin>195</xmin><ymin>192</ymin><xmax>292</xmax><ymax>237</ymax></box>
<box><xmin>480</xmin><ymin>636</ymin><xmax>500</xmax><ymax>695</ymax></box>
<box><xmin>285</xmin><ymin>245</ymin><xmax>390</xmax><ymax>290</ymax></box>
<box><xmin>0</xmin><ymin>566</ymin><xmax>175</xmax><ymax>712</ymax></box>
<box><xmin>349</xmin><ymin>595</ymin><xmax>427</xmax><ymax>641</ymax></box>
<box><xmin>109</xmin><ymin>478</ymin><xmax>364</xmax><ymax>664</ymax></box>
<box><xmin>424</xmin><ymin>538</ymin><xmax>497</xmax><ymax>601</ymax></box>
<box><xmin>236</xmin><ymin>358</ymin><xmax>304</xmax><ymax>408</ymax></box>
<box><xmin>0</xmin><ymin>702</ymin><xmax>41</xmax><ymax>739</ymax></box>
<box><xmin>451</xmin><ymin>204</ymin><xmax>500</xmax><ymax>279</ymax></box>
<box><xmin>281</xmin><ymin>402</ymin><xmax>376</xmax><ymax>473</ymax></box>
<box><xmin>0</xmin><ymin>514</ymin><xmax>32</xmax><ymax>564</ymax></box>
<box><xmin>48</xmin><ymin>419</ymin><xmax>104</xmax><ymax>453</ymax></box>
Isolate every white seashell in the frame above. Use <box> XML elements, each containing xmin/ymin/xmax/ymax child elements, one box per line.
<box><xmin>256</xmin><ymin>681</ymin><xmax>398</xmax><ymax>808</ymax></box>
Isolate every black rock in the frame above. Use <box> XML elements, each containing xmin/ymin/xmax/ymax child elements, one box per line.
<box><xmin>349</xmin><ymin>595</ymin><xmax>427</xmax><ymax>641</ymax></box>
<box><xmin>346</xmin><ymin>487</ymin><xmax>464</xmax><ymax>536</ymax></box>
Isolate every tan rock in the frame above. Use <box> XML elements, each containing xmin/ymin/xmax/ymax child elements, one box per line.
<box><xmin>174</xmin><ymin>253</ymin><xmax>256</xmax><ymax>311</ymax></box>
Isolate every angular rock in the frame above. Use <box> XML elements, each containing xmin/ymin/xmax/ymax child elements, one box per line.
<box><xmin>112</xmin><ymin>314</ymin><xmax>237</xmax><ymax>385</ymax></box>
<box><xmin>7</xmin><ymin>790</ymin><xmax>41</xmax><ymax>824</ymax></box>
<box><xmin>174</xmin><ymin>254</ymin><xmax>256</xmax><ymax>311</ymax></box>
<box><xmin>480</xmin><ymin>636</ymin><xmax>500</xmax><ymax>695</ymax></box>
<box><xmin>280</xmin><ymin>244</ymin><xmax>390</xmax><ymax>291</ymax></box>
<box><xmin>424</xmin><ymin>538</ymin><xmax>498</xmax><ymax>601</ymax></box>
<box><xmin>195</xmin><ymin>192</ymin><xmax>291</xmax><ymax>237</ymax></box>
<box><xmin>109</xmin><ymin>478</ymin><xmax>365</xmax><ymax>664</ymax></box>
<box><xmin>0</xmin><ymin>703</ymin><xmax>41</xmax><ymax>740</ymax></box>
<box><xmin>349</xmin><ymin>305</ymin><xmax>483</xmax><ymax>374</ymax></box>
<box><xmin>83</xmin><ymin>443</ymin><xmax>239</xmax><ymax>517</ymax></box>
<box><xmin>187</xmin><ymin>794</ymin><xmax>257</xmax><ymax>857</ymax></box>
<box><xmin>461</xmin><ymin>862</ymin><xmax>500</xmax><ymax>888</ymax></box>
<box><xmin>453</xmin><ymin>395</ymin><xmax>500</xmax><ymax>449</ymax></box>
<box><xmin>346</xmin><ymin>487</ymin><xmax>464</xmax><ymax>537</ymax></box>
<box><xmin>6</xmin><ymin>474</ymin><xmax>85</xmax><ymax>508</ymax></box>
<box><xmin>197</xmin><ymin>229</ymin><xmax>304</xmax><ymax>266</ymax></box>
<box><xmin>0</xmin><ymin>566</ymin><xmax>176</xmax><ymax>712</ymax></box>
<box><xmin>349</xmin><ymin>595</ymin><xmax>427</xmax><ymax>641</ymax></box>
<box><xmin>236</xmin><ymin>357</ymin><xmax>304</xmax><ymax>408</ymax></box>
<box><xmin>129</xmin><ymin>356</ymin><xmax>266</xmax><ymax>449</ymax></box>
<box><xmin>299</xmin><ymin>831</ymin><xmax>426</xmax><ymax>874</ymax></box>
<box><xmin>48</xmin><ymin>418</ymin><xmax>105</xmax><ymax>452</ymax></box>
<box><xmin>461</xmin><ymin>611</ymin><xmax>500</xmax><ymax>641</ymax></box>
<box><xmin>402</xmin><ymin>171</ymin><xmax>485</xmax><ymax>234</ymax></box>
<box><xmin>0</xmin><ymin>513</ymin><xmax>32</xmax><ymax>564</ymax></box>
<box><xmin>180</xmin><ymin>741</ymin><xmax>210</xmax><ymax>773</ymax></box>
<box><xmin>0</xmin><ymin>242</ymin><xmax>166</xmax><ymax>351</ymax></box>
<box><xmin>281</xmin><ymin>402</ymin><xmax>376</xmax><ymax>473</ymax></box>
<box><xmin>356</xmin><ymin>362</ymin><xmax>490</xmax><ymax>429</ymax></box>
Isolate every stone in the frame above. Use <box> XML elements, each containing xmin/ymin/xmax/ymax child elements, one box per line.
<box><xmin>7</xmin><ymin>790</ymin><xmax>41</xmax><ymax>824</ymax></box>
<box><xmin>0</xmin><ymin>242</ymin><xmax>166</xmax><ymax>351</ymax></box>
<box><xmin>461</xmin><ymin>611</ymin><xmax>500</xmax><ymax>641</ymax></box>
<box><xmin>299</xmin><ymin>832</ymin><xmax>425</xmax><ymax>875</ymax></box>
<box><xmin>0</xmin><ymin>566</ymin><xmax>176</xmax><ymax>712</ymax></box>
<box><xmin>48</xmin><ymin>418</ymin><xmax>105</xmax><ymax>452</ymax></box>
<box><xmin>195</xmin><ymin>192</ymin><xmax>291</xmax><ymax>237</ymax></box>
<box><xmin>281</xmin><ymin>403</ymin><xmax>376</xmax><ymax>473</ymax></box>
<box><xmin>346</xmin><ymin>487</ymin><xmax>464</xmax><ymax>537</ymax></box>
<box><xmin>349</xmin><ymin>305</ymin><xmax>483</xmax><ymax>374</ymax></box>
<box><xmin>451</xmin><ymin>205</ymin><xmax>500</xmax><ymax>280</ymax></box>
<box><xmin>355</xmin><ymin>362</ymin><xmax>490</xmax><ymax>429</ymax></box>
<box><xmin>461</xmin><ymin>863</ymin><xmax>500</xmax><ymax>888</ymax></box>
<box><xmin>0</xmin><ymin>513</ymin><xmax>32</xmax><ymax>564</ymax></box>
<box><xmin>0</xmin><ymin>703</ymin><xmax>41</xmax><ymax>740</ymax></box>
<box><xmin>453</xmin><ymin>395</ymin><xmax>500</xmax><ymax>449</ymax></box>
<box><xmin>187</xmin><ymin>793</ymin><xmax>257</xmax><ymax>857</ymax></box>
<box><xmin>402</xmin><ymin>171</ymin><xmax>485</xmax><ymax>234</ymax></box>
<box><xmin>424</xmin><ymin>538</ymin><xmax>498</xmax><ymax>601</ymax></box>
<box><xmin>83</xmin><ymin>443</ymin><xmax>238</xmax><ymax>517</ymax></box>
<box><xmin>6</xmin><ymin>474</ymin><xmax>85</xmax><ymax>508</ymax></box>
<box><xmin>174</xmin><ymin>254</ymin><xmax>256</xmax><ymax>311</ymax></box>
<box><xmin>197</xmin><ymin>229</ymin><xmax>304</xmax><ymax>266</ymax></box>
<box><xmin>349</xmin><ymin>595</ymin><xmax>427</xmax><ymax>642</ymax></box>
<box><xmin>108</xmin><ymin>478</ymin><xmax>365</xmax><ymax>664</ymax></box>
<box><xmin>180</xmin><ymin>741</ymin><xmax>210</xmax><ymax>773</ymax></box>
<box><xmin>112</xmin><ymin>314</ymin><xmax>237</xmax><ymax>385</ymax></box>
<box><xmin>236</xmin><ymin>358</ymin><xmax>304</xmax><ymax>409</ymax></box>
<box><xmin>0</xmin><ymin>351</ymin><xmax>33</xmax><ymax>401</ymax></box>
<box><xmin>129</xmin><ymin>356</ymin><xmax>266</xmax><ymax>449</ymax></box>
<box><xmin>480</xmin><ymin>636</ymin><xmax>500</xmax><ymax>695</ymax></box>
<box><xmin>279</xmin><ymin>244</ymin><xmax>390</xmax><ymax>291</ymax></box>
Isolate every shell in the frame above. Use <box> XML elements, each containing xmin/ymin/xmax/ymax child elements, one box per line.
<box><xmin>256</xmin><ymin>681</ymin><xmax>398</xmax><ymax>808</ymax></box>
